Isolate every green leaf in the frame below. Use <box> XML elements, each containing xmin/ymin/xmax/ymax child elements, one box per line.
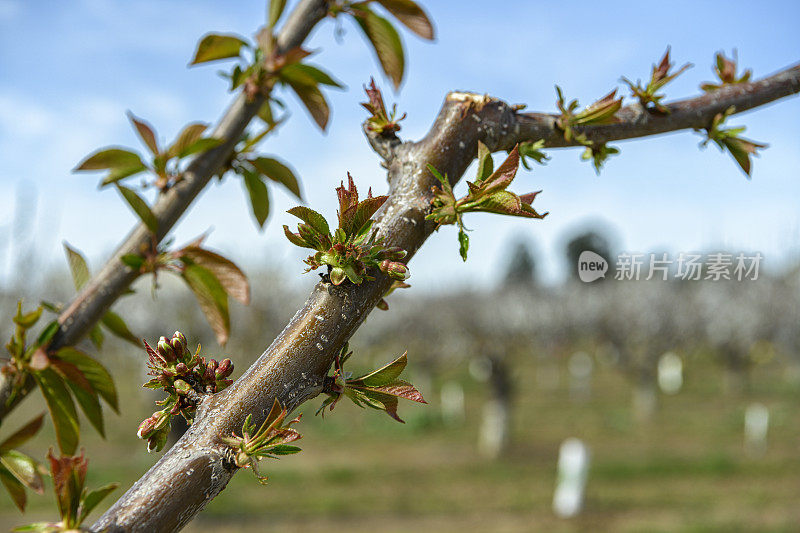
<box><xmin>78</xmin><ymin>483</ymin><xmax>118</xmax><ymax>525</ymax></box>
<box><xmin>353</xmin><ymin>6</ymin><xmax>405</xmax><ymax>89</ymax></box>
<box><xmin>287</xmin><ymin>206</ymin><xmax>330</xmax><ymax>237</ymax></box>
<box><xmin>267</xmin><ymin>444</ymin><xmax>301</xmax><ymax>456</ymax></box>
<box><xmin>426</xmin><ymin>164</ymin><xmax>448</xmax><ymax>189</ymax></box>
<box><xmin>179</xmin><ymin>246</ymin><xmax>250</xmax><ymax>305</ymax></box>
<box><xmin>88</xmin><ymin>325</ymin><xmax>104</xmax><ymax>350</ymax></box>
<box><xmin>283</xmin><ymin>225</ymin><xmax>313</xmax><ymax>248</ymax></box>
<box><xmin>181</xmin><ymin>264</ymin><xmax>230</xmax><ymax>346</ymax></box>
<box><xmin>0</xmin><ymin>451</ymin><xmax>43</xmax><ymax>492</ymax></box>
<box><xmin>355</xmin><ymin>388</ymin><xmax>403</xmax><ymax>422</ymax></box>
<box><xmin>475</xmin><ymin>141</ymin><xmax>493</xmax><ymax>182</ymax></box>
<box><xmin>458</xmin><ymin>229</ymin><xmax>469</xmax><ymax>262</ymax></box>
<box><xmin>50</xmin><ymin>358</ymin><xmax>105</xmax><ymax>438</ymax></box>
<box><xmin>0</xmin><ymin>414</ymin><xmax>44</xmax><ymax>453</ymax></box>
<box><xmin>283</xmin><ymin>76</ymin><xmax>330</xmax><ymax>130</ymax></box>
<box><xmin>127</xmin><ymin>112</ymin><xmax>159</xmax><ymax>155</ymax></box>
<box><xmin>242</xmin><ymin>169</ymin><xmax>270</xmax><ymax>228</ymax></box>
<box><xmin>279</xmin><ymin>63</ymin><xmax>344</xmax><ymax>89</ymax></box>
<box><xmin>13</xmin><ymin>306</ymin><xmax>42</xmax><ymax>330</ymax></box>
<box><xmin>36</xmin><ymin>321</ymin><xmax>60</xmax><ymax>346</ymax></box>
<box><xmin>33</xmin><ymin>368</ymin><xmax>79</xmax><ymax>455</ymax></box>
<box><xmin>268</xmin><ymin>0</ymin><xmax>287</xmax><ymax>28</ymax></box>
<box><xmin>329</xmin><ymin>267</ymin><xmax>346</xmax><ymax>285</ymax></box>
<box><xmin>257</xmin><ymin>100</ymin><xmax>276</xmax><ymax>126</ymax></box>
<box><xmin>99</xmin><ymin>164</ymin><xmax>147</xmax><ymax>187</ymax></box>
<box><xmin>190</xmin><ymin>33</ymin><xmax>248</xmax><ymax>65</ymax></box>
<box><xmin>168</xmin><ymin>123</ymin><xmax>208</xmax><ymax>159</ymax></box>
<box><xmin>354</xmin><ymin>352</ymin><xmax>407</xmax><ymax>387</ymax></box>
<box><xmin>56</xmin><ymin>348</ymin><xmax>118</xmax><ymax>413</ymax></box>
<box><xmin>178</xmin><ymin>137</ymin><xmax>223</xmax><ymax>159</ymax></box>
<box><xmin>345</xmin><ymin>196</ymin><xmax>387</xmax><ymax>237</ymax></box>
<box><xmin>120</xmin><ymin>254</ymin><xmax>145</xmax><ymax>270</ymax></box>
<box><xmin>63</xmin><ymin>243</ymin><xmax>90</xmax><ymax>291</ymax></box>
<box><xmin>74</xmin><ymin>148</ymin><xmax>145</xmax><ymax>172</ymax></box>
<box><xmin>0</xmin><ymin>467</ymin><xmax>27</xmax><ymax>511</ymax></box>
<box><xmin>64</xmin><ymin>378</ymin><xmax>104</xmax><ymax>438</ymax></box>
<box><xmin>251</xmin><ymin>157</ymin><xmax>302</xmax><ymax>199</ymax></box>
<box><xmin>100</xmin><ymin>311</ymin><xmax>139</xmax><ymax>346</ymax></box>
<box><xmin>116</xmin><ymin>185</ymin><xmax>158</xmax><ymax>234</ymax></box>
<box><xmin>375</xmin><ymin>0</ymin><xmax>435</xmax><ymax>40</ymax></box>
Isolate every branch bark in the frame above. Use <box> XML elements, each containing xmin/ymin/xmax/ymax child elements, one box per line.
<box><xmin>0</xmin><ymin>0</ymin><xmax>331</xmax><ymax>421</ymax></box>
<box><xmin>91</xmin><ymin>64</ymin><xmax>799</xmax><ymax>532</ymax></box>
<box><xmin>496</xmin><ymin>63</ymin><xmax>800</xmax><ymax>151</ymax></box>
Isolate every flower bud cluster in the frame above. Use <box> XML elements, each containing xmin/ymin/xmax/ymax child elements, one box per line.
<box><xmin>137</xmin><ymin>331</ymin><xmax>235</xmax><ymax>452</ymax></box>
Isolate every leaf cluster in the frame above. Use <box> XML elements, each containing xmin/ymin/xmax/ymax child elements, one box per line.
<box><xmin>426</xmin><ymin>144</ymin><xmax>547</xmax><ymax>261</ymax></box>
<box><xmin>284</xmin><ymin>174</ymin><xmax>409</xmax><ymax>285</ymax></box>
<box><xmin>224</xmin><ymin>128</ymin><xmax>303</xmax><ymax>229</ymax></box>
<box><xmin>317</xmin><ymin>344</ymin><xmax>426</xmax><ymax>423</ymax></box>
<box><xmin>518</xmin><ymin>139</ymin><xmax>549</xmax><ymax>170</ymax></box>
<box><xmin>137</xmin><ymin>332</ymin><xmax>235</xmax><ymax>453</ymax></box>
<box><xmin>221</xmin><ymin>399</ymin><xmax>302</xmax><ymax>484</ymax></box>
<box><xmin>74</xmin><ymin>113</ymin><xmax>222</xmax><ymax>193</ymax></box>
<box><xmin>190</xmin><ymin>10</ymin><xmax>343</xmax><ymax>132</ymax></box>
<box><xmin>621</xmin><ymin>48</ymin><xmax>692</xmax><ymax>113</ymax></box>
<box><xmin>63</xmin><ymin>244</ymin><xmax>139</xmax><ymax>350</ymax></box>
<box><xmin>699</xmin><ymin>106</ymin><xmax>767</xmax><ymax>176</ymax></box>
<box><xmin>554</xmin><ymin>86</ymin><xmax>623</xmax><ymax>173</ymax></box>
<box><xmin>361</xmin><ymin>77</ymin><xmax>406</xmax><ymax>135</ymax></box>
<box><xmin>14</xmin><ymin>450</ymin><xmax>117</xmax><ymax>532</ymax></box>
<box><xmin>3</xmin><ymin>301</ymin><xmax>117</xmax><ymax>456</ymax></box>
<box><xmin>0</xmin><ymin>415</ymin><xmax>46</xmax><ymax>512</ymax></box>
<box><xmin>122</xmin><ymin>237</ymin><xmax>249</xmax><ymax>346</ymax></box>
<box><xmin>332</xmin><ymin>0</ymin><xmax>435</xmax><ymax>90</ymax></box>
<box><xmin>701</xmin><ymin>51</ymin><xmax>752</xmax><ymax>92</ymax></box>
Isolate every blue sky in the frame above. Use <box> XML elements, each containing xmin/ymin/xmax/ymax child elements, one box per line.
<box><xmin>0</xmin><ymin>0</ymin><xmax>799</xmax><ymax>291</ymax></box>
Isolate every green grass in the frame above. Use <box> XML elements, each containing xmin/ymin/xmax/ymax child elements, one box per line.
<box><xmin>1</xmin><ymin>348</ymin><xmax>799</xmax><ymax>532</ymax></box>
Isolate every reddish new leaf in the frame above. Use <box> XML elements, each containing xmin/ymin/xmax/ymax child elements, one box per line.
<box><xmin>127</xmin><ymin>112</ymin><xmax>159</xmax><ymax>155</ymax></box>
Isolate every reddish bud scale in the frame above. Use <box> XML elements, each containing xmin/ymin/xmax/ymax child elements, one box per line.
<box><xmin>171</xmin><ymin>331</ymin><xmax>187</xmax><ymax>355</ymax></box>
<box><xmin>158</xmin><ymin>337</ymin><xmax>176</xmax><ymax>363</ymax></box>
<box><xmin>379</xmin><ymin>260</ymin><xmax>410</xmax><ymax>280</ymax></box>
<box><xmin>216</xmin><ymin>358</ymin><xmax>233</xmax><ymax>378</ymax></box>
<box><xmin>203</xmin><ymin>365</ymin><xmax>216</xmax><ymax>384</ymax></box>
<box><xmin>137</xmin><ymin>417</ymin><xmax>157</xmax><ymax>439</ymax></box>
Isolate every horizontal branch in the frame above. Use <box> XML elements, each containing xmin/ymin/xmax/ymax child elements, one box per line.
<box><xmin>492</xmin><ymin>63</ymin><xmax>800</xmax><ymax>151</ymax></box>
<box><xmin>0</xmin><ymin>0</ymin><xmax>331</xmax><ymax>422</ymax></box>
<box><xmin>91</xmin><ymin>62</ymin><xmax>800</xmax><ymax>531</ymax></box>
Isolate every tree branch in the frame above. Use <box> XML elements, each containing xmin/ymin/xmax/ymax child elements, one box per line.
<box><xmin>0</xmin><ymin>0</ymin><xmax>331</xmax><ymax>421</ymax></box>
<box><xmin>90</xmin><ymin>61</ymin><xmax>800</xmax><ymax>533</ymax></box>
<box><xmin>488</xmin><ymin>63</ymin><xmax>800</xmax><ymax>151</ymax></box>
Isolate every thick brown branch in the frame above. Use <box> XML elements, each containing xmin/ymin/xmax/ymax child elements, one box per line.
<box><xmin>91</xmin><ymin>65</ymin><xmax>799</xmax><ymax>531</ymax></box>
<box><xmin>0</xmin><ymin>0</ymin><xmax>331</xmax><ymax>421</ymax></box>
